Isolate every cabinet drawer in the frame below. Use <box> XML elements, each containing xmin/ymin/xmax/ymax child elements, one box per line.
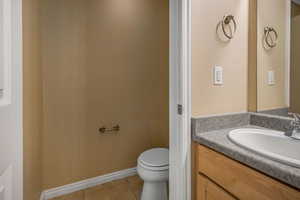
<box><xmin>197</xmin><ymin>145</ymin><xmax>300</xmax><ymax>200</ymax></box>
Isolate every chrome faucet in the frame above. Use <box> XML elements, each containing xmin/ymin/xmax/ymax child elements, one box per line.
<box><xmin>288</xmin><ymin>113</ymin><xmax>300</xmax><ymax>140</ymax></box>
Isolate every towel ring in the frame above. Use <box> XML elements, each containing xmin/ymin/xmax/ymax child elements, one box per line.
<box><xmin>264</xmin><ymin>27</ymin><xmax>278</xmax><ymax>48</ymax></box>
<box><xmin>221</xmin><ymin>15</ymin><xmax>237</xmax><ymax>40</ymax></box>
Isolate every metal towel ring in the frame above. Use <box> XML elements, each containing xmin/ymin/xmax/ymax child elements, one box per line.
<box><xmin>264</xmin><ymin>27</ymin><xmax>278</xmax><ymax>48</ymax></box>
<box><xmin>221</xmin><ymin>15</ymin><xmax>237</xmax><ymax>40</ymax></box>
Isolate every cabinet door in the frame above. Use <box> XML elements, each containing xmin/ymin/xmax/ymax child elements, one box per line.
<box><xmin>197</xmin><ymin>145</ymin><xmax>300</xmax><ymax>200</ymax></box>
<box><xmin>197</xmin><ymin>174</ymin><xmax>236</xmax><ymax>200</ymax></box>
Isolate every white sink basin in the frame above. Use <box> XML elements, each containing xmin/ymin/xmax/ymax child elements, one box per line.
<box><xmin>228</xmin><ymin>128</ymin><xmax>300</xmax><ymax>168</ymax></box>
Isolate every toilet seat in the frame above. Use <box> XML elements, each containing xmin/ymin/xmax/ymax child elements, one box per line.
<box><xmin>138</xmin><ymin>148</ymin><xmax>169</xmax><ymax>171</ymax></box>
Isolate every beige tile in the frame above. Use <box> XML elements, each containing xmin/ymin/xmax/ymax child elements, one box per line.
<box><xmin>126</xmin><ymin>176</ymin><xmax>143</xmax><ymax>200</ymax></box>
<box><xmin>126</xmin><ymin>175</ymin><xmax>143</xmax><ymax>185</ymax></box>
<box><xmin>85</xmin><ymin>179</ymin><xmax>136</xmax><ymax>200</ymax></box>
<box><xmin>50</xmin><ymin>177</ymin><xmax>143</xmax><ymax>200</ymax></box>
<box><xmin>84</xmin><ymin>183</ymin><xmax>112</xmax><ymax>200</ymax></box>
<box><xmin>110</xmin><ymin>180</ymin><xmax>136</xmax><ymax>200</ymax></box>
<box><xmin>50</xmin><ymin>190</ymin><xmax>84</xmax><ymax>200</ymax></box>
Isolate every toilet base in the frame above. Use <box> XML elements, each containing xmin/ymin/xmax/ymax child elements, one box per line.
<box><xmin>141</xmin><ymin>181</ymin><xmax>168</xmax><ymax>200</ymax></box>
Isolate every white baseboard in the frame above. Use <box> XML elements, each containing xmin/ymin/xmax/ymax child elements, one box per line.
<box><xmin>40</xmin><ymin>167</ymin><xmax>137</xmax><ymax>200</ymax></box>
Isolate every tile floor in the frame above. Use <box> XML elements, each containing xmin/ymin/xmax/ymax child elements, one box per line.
<box><xmin>50</xmin><ymin>175</ymin><xmax>143</xmax><ymax>200</ymax></box>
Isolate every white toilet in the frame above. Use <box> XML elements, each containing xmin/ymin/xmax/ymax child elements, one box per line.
<box><xmin>137</xmin><ymin>148</ymin><xmax>169</xmax><ymax>200</ymax></box>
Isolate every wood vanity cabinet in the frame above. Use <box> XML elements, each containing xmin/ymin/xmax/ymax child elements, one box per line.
<box><xmin>195</xmin><ymin>144</ymin><xmax>300</xmax><ymax>200</ymax></box>
<box><xmin>197</xmin><ymin>174</ymin><xmax>236</xmax><ymax>200</ymax></box>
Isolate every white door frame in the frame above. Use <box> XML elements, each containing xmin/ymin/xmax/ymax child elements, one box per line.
<box><xmin>0</xmin><ymin>0</ymin><xmax>23</xmax><ymax>200</ymax></box>
<box><xmin>169</xmin><ymin>0</ymin><xmax>191</xmax><ymax>199</ymax></box>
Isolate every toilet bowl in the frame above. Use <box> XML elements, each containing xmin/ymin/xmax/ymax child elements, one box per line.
<box><xmin>137</xmin><ymin>148</ymin><xmax>169</xmax><ymax>200</ymax></box>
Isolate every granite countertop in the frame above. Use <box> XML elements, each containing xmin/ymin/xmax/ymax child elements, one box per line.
<box><xmin>193</xmin><ymin>125</ymin><xmax>300</xmax><ymax>190</ymax></box>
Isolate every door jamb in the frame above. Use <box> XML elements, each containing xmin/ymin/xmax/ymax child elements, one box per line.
<box><xmin>169</xmin><ymin>0</ymin><xmax>191</xmax><ymax>199</ymax></box>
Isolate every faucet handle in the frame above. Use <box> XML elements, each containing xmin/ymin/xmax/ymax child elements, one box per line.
<box><xmin>289</xmin><ymin>113</ymin><xmax>300</xmax><ymax>129</ymax></box>
<box><xmin>289</xmin><ymin>112</ymin><xmax>300</xmax><ymax>121</ymax></box>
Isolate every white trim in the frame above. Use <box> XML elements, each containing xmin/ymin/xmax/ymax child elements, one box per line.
<box><xmin>40</xmin><ymin>167</ymin><xmax>137</xmax><ymax>200</ymax></box>
<box><xmin>11</xmin><ymin>0</ymin><xmax>23</xmax><ymax>199</ymax></box>
<box><xmin>181</xmin><ymin>1</ymin><xmax>192</xmax><ymax>199</ymax></box>
<box><xmin>169</xmin><ymin>0</ymin><xmax>191</xmax><ymax>200</ymax></box>
<box><xmin>285</xmin><ymin>0</ymin><xmax>291</xmax><ymax>108</ymax></box>
<box><xmin>169</xmin><ymin>0</ymin><xmax>180</xmax><ymax>198</ymax></box>
<box><xmin>0</xmin><ymin>0</ymin><xmax>12</xmax><ymax>106</ymax></box>
<box><xmin>250</xmin><ymin>112</ymin><xmax>292</xmax><ymax>120</ymax></box>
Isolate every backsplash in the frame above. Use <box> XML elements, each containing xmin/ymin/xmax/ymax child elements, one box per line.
<box><xmin>250</xmin><ymin>114</ymin><xmax>293</xmax><ymax>132</ymax></box>
<box><xmin>191</xmin><ymin>113</ymin><xmax>250</xmax><ymax>133</ymax></box>
<box><xmin>258</xmin><ymin>108</ymin><xmax>290</xmax><ymax>117</ymax></box>
<box><xmin>192</xmin><ymin>112</ymin><xmax>293</xmax><ymax>134</ymax></box>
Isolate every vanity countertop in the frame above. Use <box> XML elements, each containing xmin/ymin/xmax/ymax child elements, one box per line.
<box><xmin>193</xmin><ymin>125</ymin><xmax>300</xmax><ymax>190</ymax></box>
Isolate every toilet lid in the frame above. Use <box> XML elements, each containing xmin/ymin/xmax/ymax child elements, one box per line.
<box><xmin>138</xmin><ymin>148</ymin><xmax>169</xmax><ymax>167</ymax></box>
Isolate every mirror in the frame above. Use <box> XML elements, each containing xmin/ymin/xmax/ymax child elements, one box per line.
<box><xmin>290</xmin><ymin>0</ymin><xmax>300</xmax><ymax>116</ymax></box>
<box><xmin>251</xmin><ymin>0</ymin><xmax>300</xmax><ymax>118</ymax></box>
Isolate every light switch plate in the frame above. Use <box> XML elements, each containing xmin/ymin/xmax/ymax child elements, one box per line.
<box><xmin>268</xmin><ymin>70</ymin><xmax>275</xmax><ymax>85</ymax></box>
<box><xmin>214</xmin><ymin>66</ymin><xmax>223</xmax><ymax>85</ymax></box>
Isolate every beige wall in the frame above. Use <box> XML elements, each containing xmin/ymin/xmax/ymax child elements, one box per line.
<box><xmin>23</xmin><ymin>0</ymin><xmax>43</xmax><ymax>199</ymax></box>
<box><xmin>192</xmin><ymin>0</ymin><xmax>249</xmax><ymax>117</ymax></box>
<box><xmin>290</xmin><ymin>3</ymin><xmax>300</xmax><ymax>113</ymax></box>
<box><xmin>40</xmin><ymin>0</ymin><xmax>169</xmax><ymax>189</ymax></box>
<box><xmin>257</xmin><ymin>0</ymin><xmax>288</xmax><ymax>111</ymax></box>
